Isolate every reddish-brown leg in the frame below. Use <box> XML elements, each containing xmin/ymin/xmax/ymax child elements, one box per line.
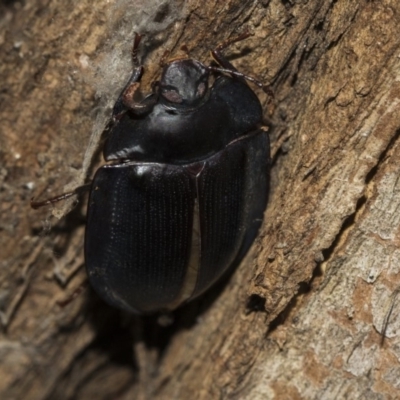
<box><xmin>209</xmin><ymin>31</ymin><xmax>273</xmax><ymax>97</ymax></box>
<box><xmin>30</xmin><ymin>183</ymin><xmax>92</xmax><ymax>210</ymax></box>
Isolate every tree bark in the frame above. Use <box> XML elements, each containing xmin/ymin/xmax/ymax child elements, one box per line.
<box><xmin>1</xmin><ymin>0</ymin><xmax>400</xmax><ymax>398</ymax></box>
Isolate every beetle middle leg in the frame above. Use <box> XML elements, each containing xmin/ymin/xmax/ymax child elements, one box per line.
<box><xmin>30</xmin><ymin>182</ymin><xmax>92</xmax><ymax>210</ymax></box>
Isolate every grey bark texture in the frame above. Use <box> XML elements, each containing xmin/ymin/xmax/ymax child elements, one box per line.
<box><xmin>1</xmin><ymin>0</ymin><xmax>400</xmax><ymax>399</ymax></box>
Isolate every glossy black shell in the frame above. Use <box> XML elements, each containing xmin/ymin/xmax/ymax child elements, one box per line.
<box><xmin>85</xmin><ymin>64</ymin><xmax>270</xmax><ymax>314</ymax></box>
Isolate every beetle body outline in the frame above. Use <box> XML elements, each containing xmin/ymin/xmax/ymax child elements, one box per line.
<box><xmin>32</xmin><ymin>33</ymin><xmax>271</xmax><ymax>314</ymax></box>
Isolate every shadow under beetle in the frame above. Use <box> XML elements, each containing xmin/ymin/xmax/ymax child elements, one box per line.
<box><xmin>32</xmin><ymin>32</ymin><xmax>271</xmax><ymax>314</ymax></box>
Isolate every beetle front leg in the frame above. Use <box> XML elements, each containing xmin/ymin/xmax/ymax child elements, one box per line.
<box><xmin>211</xmin><ymin>31</ymin><xmax>253</xmax><ymax>71</ymax></box>
<box><xmin>112</xmin><ymin>33</ymin><xmax>157</xmax><ymax>118</ymax></box>
<box><xmin>210</xmin><ymin>31</ymin><xmax>273</xmax><ymax>97</ymax></box>
<box><xmin>131</xmin><ymin>32</ymin><xmax>142</xmax><ymax>66</ymax></box>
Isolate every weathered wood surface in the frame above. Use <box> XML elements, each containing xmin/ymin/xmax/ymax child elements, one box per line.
<box><xmin>1</xmin><ymin>0</ymin><xmax>400</xmax><ymax>398</ymax></box>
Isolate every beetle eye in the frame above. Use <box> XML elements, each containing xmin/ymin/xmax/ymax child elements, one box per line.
<box><xmin>162</xmin><ymin>89</ymin><xmax>183</xmax><ymax>103</ymax></box>
<box><xmin>197</xmin><ymin>82</ymin><xmax>206</xmax><ymax>97</ymax></box>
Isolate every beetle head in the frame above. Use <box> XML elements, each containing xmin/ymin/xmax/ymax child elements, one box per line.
<box><xmin>160</xmin><ymin>59</ymin><xmax>209</xmax><ymax>107</ymax></box>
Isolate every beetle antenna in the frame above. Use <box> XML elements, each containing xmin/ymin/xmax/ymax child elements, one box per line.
<box><xmin>207</xmin><ymin>66</ymin><xmax>274</xmax><ymax>97</ymax></box>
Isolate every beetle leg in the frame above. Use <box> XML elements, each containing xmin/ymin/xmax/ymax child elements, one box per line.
<box><xmin>210</xmin><ymin>31</ymin><xmax>273</xmax><ymax>97</ymax></box>
<box><xmin>112</xmin><ymin>32</ymin><xmax>155</xmax><ymax>118</ymax></box>
<box><xmin>208</xmin><ymin>65</ymin><xmax>273</xmax><ymax>97</ymax></box>
<box><xmin>30</xmin><ymin>182</ymin><xmax>92</xmax><ymax>209</ymax></box>
<box><xmin>211</xmin><ymin>30</ymin><xmax>253</xmax><ymax>71</ymax></box>
<box><xmin>120</xmin><ymin>80</ymin><xmax>158</xmax><ymax>115</ymax></box>
<box><xmin>111</xmin><ymin>66</ymin><xmax>144</xmax><ymax>119</ymax></box>
<box><xmin>122</xmin><ymin>82</ymin><xmax>142</xmax><ymax>109</ymax></box>
<box><xmin>131</xmin><ymin>32</ymin><xmax>143</xmax><ymax>67</ymax></box>
<box><xmin>56</xmin><ymin>279</ymin><xmax>89</xmax><ymax>308</ymax></box>
<box><xmin>112</xmin><ymin>33</ymin><xmax>159</xmax><ymax>117</ymax></box>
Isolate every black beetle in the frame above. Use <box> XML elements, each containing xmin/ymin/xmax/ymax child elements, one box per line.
<box><xmin>32</xmin><ymin>32</ymin><xmax>270</xmax><ymax>314</ymax></box>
